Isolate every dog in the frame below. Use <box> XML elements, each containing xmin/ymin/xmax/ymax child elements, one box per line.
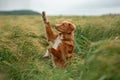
<box><xmin>42</xmin><ymin>12</ymin><xmax>76</xmax><ymax>68</ymax></box>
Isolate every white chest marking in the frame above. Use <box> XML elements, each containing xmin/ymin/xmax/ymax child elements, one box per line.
<box><xmin>52</xmin><ymin>35</ymin><xmax>63</xmax><ymax>49</ymax></box>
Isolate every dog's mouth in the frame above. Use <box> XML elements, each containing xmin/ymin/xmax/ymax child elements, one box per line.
<box><xmin>55</xmin><ymin>24</ymin><xmax>60</xmax><ymax>27</ymax></box>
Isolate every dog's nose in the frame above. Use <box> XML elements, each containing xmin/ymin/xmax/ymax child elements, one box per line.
<box><xmin>55</xmin><ymin>24</ymin><xmax>60</xmax><ymax>27</ymax></box>
<box><xmin>54</xmin><ymin>24</ymin><xmax>56</xmax><ymax>27</ymax></box>
<box><xmin>54</xmin><ymin>24</ymin><xmax>57</xmax><ymax>27</ymax></box>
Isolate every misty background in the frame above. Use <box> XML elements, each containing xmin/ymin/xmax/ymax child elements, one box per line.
<box><xmin>0</xmin><ymin>0</ymin><xmax>120</xmax><ymax>15</ymax></box>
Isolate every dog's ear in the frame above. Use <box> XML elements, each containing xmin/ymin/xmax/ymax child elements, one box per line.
<box><xmin>67</xmin><ymin>23</ymin><xmax>76</xmax><ymax>33</ymax></box>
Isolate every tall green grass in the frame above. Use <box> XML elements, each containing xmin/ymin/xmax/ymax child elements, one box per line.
<box><xmin>0</xmin><ymin>15</ymin><xmax>120</xmax><ymax>80</ymax></box>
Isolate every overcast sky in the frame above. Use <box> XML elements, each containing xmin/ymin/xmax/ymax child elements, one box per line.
<box><xmin>0</xmin><ymin>0</ymin><xmax>120</xmax><ymax>15</ymax></box>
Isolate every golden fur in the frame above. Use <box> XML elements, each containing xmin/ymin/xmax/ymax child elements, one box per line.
<box><xmin>45</xmin><ymin>21</ymin><xmax>75</xmax><ymax>68</ymax></box>
<box><xmin>42</xmin><ymin>11</ymin><xmax>76</xmax><ymax>68</ymax></box>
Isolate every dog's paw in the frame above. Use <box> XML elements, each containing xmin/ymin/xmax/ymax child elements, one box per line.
<box><xmin>48</xmin><ymin>48</ymin><xmax>55</xmax><ymax>53</ymax></box>
<box><xmin>43</xmin><ymin>55</ymin><xmax>49</xmax><ymax>58</ymax></box>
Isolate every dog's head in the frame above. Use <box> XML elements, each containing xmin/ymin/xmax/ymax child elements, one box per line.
<box><xmin>55</xmin><ymin>21</ymin><xmax>76</xmax><ymax>33</ymax></box>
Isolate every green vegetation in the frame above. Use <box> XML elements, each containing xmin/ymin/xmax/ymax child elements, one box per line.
<box><xmin>0</xmin><ymin>10</ymin><xmax>40</xmax><ymax>15</ymax></box>
<box><xmin>0</xmin><ymin>15</ymin><xmax>120</xmax><ymax>80</ymax></box>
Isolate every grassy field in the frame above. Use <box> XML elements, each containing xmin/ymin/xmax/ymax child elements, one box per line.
<box><xmin>0</xmin><ymin>15</ymin><xmax>120</xmax><ymax>80</ymax></box>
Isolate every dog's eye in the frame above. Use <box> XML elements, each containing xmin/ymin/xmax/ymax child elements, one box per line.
<box><xmin>68</xmin><ymin>23</ymin><xmax>71</xmax><ymax>26</ymax></box>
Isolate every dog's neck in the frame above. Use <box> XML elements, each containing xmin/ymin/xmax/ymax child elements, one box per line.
<box><xmin>59</xmin><ymin>32</ymin><xmax>74</xmax><ymax>41</ymax></box>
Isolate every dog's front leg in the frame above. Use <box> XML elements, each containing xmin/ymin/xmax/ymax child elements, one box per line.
<box><xmin>43</xmin><ymin>21</ymin><xmax>58</xmax><ymax>58</ymax></box>
<box><xmin>43</xmin><ymin>23</ymin><xmax>57</xmax><ymax>58</ymax></box>
<box><xmin>42</xmin><ymin>11</ymin><xmax>57</xmax><ymax>42</ymax></box>
<box><xmin>42</xmin><ymin>11</ymin><xmax>57</xmax><ymax>58</ymax></box>
<box><xmin>48</xmin><ymin>48</ymin><xmax>61</xmax><ymax>58</ymax></box>
<box><xmin>45</xmin><ymin>22</ymin><xmax>58</xmax><ymax>42</ymax></box>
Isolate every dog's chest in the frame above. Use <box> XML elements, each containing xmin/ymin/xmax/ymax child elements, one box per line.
<box><xmin>52</xmin><ymin>35</ymin><xmax>63</xmax><ymax>49</ymax></box>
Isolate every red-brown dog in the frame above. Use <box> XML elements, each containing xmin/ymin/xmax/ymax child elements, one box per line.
<box><xmin>42</xmin><ymin>12</ymin><xmax>75</xmax><ymax>68</ymax></box>
<box><xmin>42</xmin><ymin>12</ymin><xmax>76</xmax><ymax>68</ymax></box>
